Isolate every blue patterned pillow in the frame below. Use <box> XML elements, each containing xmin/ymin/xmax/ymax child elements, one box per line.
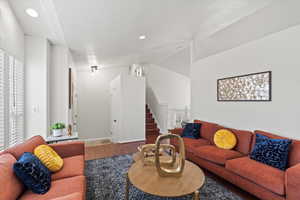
<box><xmin>250</xmin><ymin>134</ymin><xmax>292</xmax><ymax>170</ymax></box>
<box><xmin>182</xmin><ymin>123</ymin><xmax>201</xmax><ymax>139</ymax></box>
<box><xmin>13</xmin><ymin>152</ymin><xmax>51</xmax><ymax>194</ymax></box>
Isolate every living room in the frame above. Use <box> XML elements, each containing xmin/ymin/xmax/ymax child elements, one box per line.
<box><xmin>1</xmin><ymin>0</ymin><xmax>300</xmax><ymax>200</ymax></box>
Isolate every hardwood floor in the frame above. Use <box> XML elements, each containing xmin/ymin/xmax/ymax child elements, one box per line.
<box><xmin>85</xmin><ymin>141</ymin><xmax>259</xmax><ymax>200</ymax></box>
<box><xmin>85</xmin><ymin>141</ymin><xmax>145</xmax><ymax>161</ymax></box>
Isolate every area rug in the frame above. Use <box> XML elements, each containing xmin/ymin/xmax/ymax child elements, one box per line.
<box><xmin>85</xmin><ymin>154</ymin><xmax>244</xmax><ymax>200</ymax></box>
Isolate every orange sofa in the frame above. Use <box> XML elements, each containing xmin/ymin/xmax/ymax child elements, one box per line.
<box><xmin>0</xmin><ymin>136</ymin><xmax>86</xmax><ymax>200</ymax></box>
<box><xmin>170</xmin><ymin>120</ymin><xmax>300</xmax><ymax>200</ymax></box>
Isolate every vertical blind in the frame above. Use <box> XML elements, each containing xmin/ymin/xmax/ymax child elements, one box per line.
<box><xmin>0</xmin><ymin>49</ymin><xmax>24</xmax><ymax>151</ymax></box>
<box><xmin>0</xmin><ymin>49</ymin><xmax>5</xmax><ymax>150</ymax></box>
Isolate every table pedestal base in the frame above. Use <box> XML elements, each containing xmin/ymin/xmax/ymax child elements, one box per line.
<box><xmin>125</xmin><ymin>172</ymin><xmax>200</xmax><ymax>200</ymax></box>
<box><xmin>125</xmin><ymin>173</ymin><xmax>129</xmax><ymax>200</ymax></box>
<box><xmin>193</xmin><ymin>190</ymin><xmax>200</xmax><ymax>200</ymax></box>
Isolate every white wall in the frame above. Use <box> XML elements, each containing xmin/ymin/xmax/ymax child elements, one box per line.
<box><xmin>0</xmin><ymin>0</ymin><xmax>24</xmax><ymax>61</ymax></box>
<box><xmin>191</xmin><ymin>24</ymin><xmax>300</xmax><ymax>139</ymax></box>
<box><xmin>146</xmin><ymin>64</ymin><xmax>191</xmax><ymax>110</ymax></box>
<box><xmin>25</xmin><ymin>36</ymin><xmax>50</xmax><ymax>139</ymax></box>
<box><xmin>120</xmin><ymin>74</ymin><xmax>145</xmax><ymax>142</ymax></box>
<box><xmin>77</xmin><ymin>67</ymin><xmax>128</xmax><ymax>139</ymax></box>
<box><xmin>50</xmin><ymin>45</ymin><xmax>69</xmax><ymax>126</ymax></box>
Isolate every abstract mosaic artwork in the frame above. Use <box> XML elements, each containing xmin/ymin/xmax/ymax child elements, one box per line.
<box><xmin>217</xmin><ymin>71</ymin><xmax>271</xmax><ymax>101</ymax></box>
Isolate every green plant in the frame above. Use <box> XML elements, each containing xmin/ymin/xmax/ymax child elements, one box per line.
<box><xmin>51</xmin><ymin>122</ymin><xmax>66</xmax><ymax>130</ymax></box>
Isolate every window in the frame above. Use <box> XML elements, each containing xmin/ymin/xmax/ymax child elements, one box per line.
<box><xmin>0</xmin><ymin>49</ymin><xmax>24</xmax><ymax>151</ymax></box>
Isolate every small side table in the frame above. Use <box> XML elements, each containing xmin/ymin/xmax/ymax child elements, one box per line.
<box><xmin>46</xmin><ymin>133</ymin><xmax>79</xmax><ymax>144</ymax></box>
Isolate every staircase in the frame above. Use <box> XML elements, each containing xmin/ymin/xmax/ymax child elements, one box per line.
<box><xmin>145</xmin><ymin>105</ymin><xmax>160</xmax><ymax>144</ymax></box>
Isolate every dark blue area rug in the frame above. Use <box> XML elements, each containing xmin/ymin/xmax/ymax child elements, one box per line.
<box><xmin>85</xmin><ymin>155</ymin><xmax>244</xmax><ymax>200</ymax></box>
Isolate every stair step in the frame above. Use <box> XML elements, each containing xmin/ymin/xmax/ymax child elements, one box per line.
<box><xmin>146</xmin><ymin>123</ymin><xmax>156</xmax><ymax>129</ymax></box>
<box><xmin>146</xmin><ymin>118</ymin><xmax>154</xmax><ymax>123</ymax></box>
<box><xmin>146</xmin><ymin>113</ymin><xmax>152</xmax><ymax>118</ymax></box>
<box><xmin>146</xmin><ymin>129</ymin><xmax>160</xmax><ymax>135</ymax></box>
<box><xmin>146</xmin><ymin>135</ymin><xmax>159</xmax><ymax>144</ymax></box>
<box><xmin>147</xmin><ymin>127</ymin><xmax>159</xmax><ymax>131</ymax></box>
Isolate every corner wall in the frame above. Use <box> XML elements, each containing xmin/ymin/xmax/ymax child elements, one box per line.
<box><xmin>25</xmin><ymin>36</ymin><xmax>50</xmax><ymax>139</ymax></box>
<box><xmin>50</xmin><ymin>45</ymin><xmax>69</xmax><ymax>127</ymax></box>
<box><xmin>191</xmin><ymin>24</ymin><xmax>300</xmax><ymax>139</ymax></box>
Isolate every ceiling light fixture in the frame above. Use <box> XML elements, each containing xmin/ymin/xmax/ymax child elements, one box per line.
<box><xmin>139</xmin><ymin>35</ymin><xmax>146</xmax><ymax>40</ymax></box>
<box><xmin>26</xmin><ymin>8</ymin><xmax>39</xmax><ymax>18</ymax></box>
<box><xmin>91</xmin><ymin>66</ymin><xmax>99</xmax><ymax>73</ymax></box>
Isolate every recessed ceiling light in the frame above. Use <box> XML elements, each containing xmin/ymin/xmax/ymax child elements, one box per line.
<box><xmin>139</xmin><ymin>35</ymin><xmax>146</xmax><ymax>40</ymax></box>
<box><xmin>26</xmin><ymin>8</ymin><xmax>39</xmax><ymax>18</ymax></box>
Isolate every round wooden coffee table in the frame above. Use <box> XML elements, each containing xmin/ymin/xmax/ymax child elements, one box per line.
<box><xmin>125</xmin><ymin>159</ymin><xmax>205</xmax><ymax>199</ymax></box>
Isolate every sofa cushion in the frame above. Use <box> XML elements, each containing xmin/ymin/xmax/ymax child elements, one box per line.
<box><xmin>232</xmin><ymin>129</ymin><xmax>253</xmax><ymax>155</ymax></box>
<box><xmin>0</xmin><ymin>154</ymin><xmax>24</xmax><ymax>200</ymax></box>
<box><xmin>194</xmin><ymin>145</ymin><xmax>244</xmax><ymax>165</ymax></box>
<box><xmin>182</xmin><ymin>123</ymin><xmax>201</xmax><ymax>139</ymax></box>
<box><xmin>52</xmin><ymin>155</ymin><xmax>85</xmax><ymax>181</ymax></box>
<box><xmin>216</xmin><ymin>125</ymin><xmax>253</xmax><ymax>154</ymax></box>
<box><xmin>13</xmin><ymin>152</ymin><xmax>51</xmax><ymax>194</ymax></box>
<box><xmin>250</xmin><ymin>134</ymin><xmax>292</xmax><ymax>171</ymax></box>
<box><xmin>289</xmin><ymin>140</ymin><xmax>300</xmax><ymax>167</ymax></box>
<box><xmin>194</xmin><ymin>120</ymin><xmax>218</xmax><ymax>143</ymax></box>
<box><xmin>226</xmin><ymin>157</ymin><xmax>285</xmax><ymax>195</ymax></box>
<box><xmin>19</xmin><ymin>175</ymin><xmax>85</xmax><ymax>200</ymax></box>
<box><xmin>2</xmin><ymin>136</ymin><xmax>46</xmax><ymax>160</ymax></box>
<box><xmin>214</xmin><ymin>129</ymin><xmax>237</xmax><ymax>150</ymax></box>
<box><xmin>254</xmin><ymin>130</ymin><xmax>300</xmax><ymax>168</ymax></box>
<box><xmin>34</xmin><ymin>145</ymin><xmax>64</xmax><ymax>172</ymax></box>
<box><xmin>184</xmin><ymin>138</ymin><xmax>210</xmax><ymax>151</ymax></box>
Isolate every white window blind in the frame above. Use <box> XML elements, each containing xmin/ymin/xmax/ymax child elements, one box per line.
<box><xmin>0</xmin><ymin>49</ymin><xmax>5</xmax><ymax>150</ymax></box>
<box><xmin>0</xmin><ymin>49</ymin><xmax>24</xmax><ymax>151</ymax></box>
<box><xmin>15</xmin><ymin>59</ymin><xmax>24</xmax><ymax>146</ymax></box>
<box><xmin>8</xmin><ymin>56</ymin><xmax>24</xmax><ymax>147</ymax></box>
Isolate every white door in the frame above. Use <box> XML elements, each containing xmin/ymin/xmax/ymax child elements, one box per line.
<box><xmin>110</xmin><ymin>76</ymin><xmax>121</xmax><ymax>142</ymax></box>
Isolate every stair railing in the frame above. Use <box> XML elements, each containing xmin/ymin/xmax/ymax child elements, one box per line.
<box><xmin>146</xmin><ymin>87</ymin><xmax>168</xmax><ymax>134</ymax></box>
<box><xmin>167</xmin><ymin>107</ymin><xmax>191</xmax><ymax>129</ymax></box>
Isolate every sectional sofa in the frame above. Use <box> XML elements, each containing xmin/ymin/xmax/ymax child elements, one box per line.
<box><xmin>170</xmin><ymin>120</ymin><xmax>300</xmax><ymax>200</ymax></box>
<box><xmin>0</xmin><ymin>136</ymin><xmax>86</xmax><ymax>200</ymax></box>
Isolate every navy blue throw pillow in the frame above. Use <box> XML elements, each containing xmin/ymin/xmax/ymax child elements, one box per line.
<box><xmin>13</xmin><ymin>152</ymin><xmax>51</xmax><ymax>194</ymax></box>
<box><xmin>250</xmin><ymin>134</ymin><xmax>292</xmax><ymax>171</ymax></box>
<box><xmin>181</xmin><ymin>123</ymin><xmax>201</xmax><ymax>139</ymax></box>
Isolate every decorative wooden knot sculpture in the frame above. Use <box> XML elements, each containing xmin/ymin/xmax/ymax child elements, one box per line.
<box><xmin>155</xmin><ymin>134</ymin><xmax>185</xmax><ymax>177</ymax></box>
<box><xmin>139</xmin><ymin>144</ymin><xmax>176</xmax><ymax>167</ymax></box>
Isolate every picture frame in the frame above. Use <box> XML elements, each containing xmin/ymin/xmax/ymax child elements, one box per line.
<box><xmin>217</xmin><ymin>71</ymin><xmax>272</xmax><ymax>102</ymax></box>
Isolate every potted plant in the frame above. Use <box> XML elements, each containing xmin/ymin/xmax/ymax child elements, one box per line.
<box><xmin>51</xmin><ymin>123</ymin><xmax>66</xmax><ymax>137</ymax></box>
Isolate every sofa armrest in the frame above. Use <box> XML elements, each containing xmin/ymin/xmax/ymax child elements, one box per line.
<box><xmin>49</xmin><ymin>141</ymin><xmax>85</xmax><ymax>158</ymax></box>
<box><xmin>286</xmin><ymin>163</ymin><xmax>300</xmax><ymax>200</ymax></box>
<box><xmin>169</xmin><ymin>128</ymin><xmax>184</xmax><ymax>136</ymax></box>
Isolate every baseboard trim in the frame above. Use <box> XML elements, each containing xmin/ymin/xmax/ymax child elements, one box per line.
<box><xmin>119</xmin><ymin>138</ymin><xmax>145</xmax><ymax>144</ymax></box>
<box><xmin>83</xmin><ymin>137</ymin><xmax>112</xmax><ymax>142</ymax></box>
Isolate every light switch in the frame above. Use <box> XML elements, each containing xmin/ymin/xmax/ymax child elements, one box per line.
<box><xmin>33</xmin><ymin>106</ymin><xmax>39</xmax><ymax>113</ymax></box>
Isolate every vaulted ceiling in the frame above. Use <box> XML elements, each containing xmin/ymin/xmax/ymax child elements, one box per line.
<box><xmin>7</xmin><ymin>0</ymin><xmax>300</xmax><ymax>76</ymax></box>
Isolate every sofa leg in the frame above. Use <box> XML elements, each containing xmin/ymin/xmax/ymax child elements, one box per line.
<box><xmin>125</xmin><ymin>172</ymin><xmax>129</xmax><ymax>200</ymax></box>
<box><xmin>193</xmin><ymin>190</ymin><xmax>200</xmax><ymax>200</ymax></box>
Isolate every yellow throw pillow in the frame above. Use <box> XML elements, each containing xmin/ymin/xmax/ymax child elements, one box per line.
<box><xmin>34</xmin><ymin>145</ymin><xmax>63</xmax><ymax>172</ymax></box>
<box><xmin>214</xmin><ymin>129</ymin><xmax>237</xmax><ymax>150</ymax></box>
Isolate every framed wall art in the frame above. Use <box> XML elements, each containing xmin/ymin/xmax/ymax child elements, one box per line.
<box><xmin>217</xmin><ymin>71</ymin><xmax>272</xmax><ymax>102</ymax></box>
